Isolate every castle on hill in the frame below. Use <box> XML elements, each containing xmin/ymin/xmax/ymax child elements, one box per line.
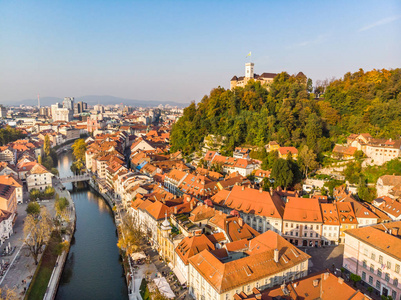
<box><xmin>230</xmin><ymin>62</ymin><xmax>307</xmax><ymax>89</ymax></box>
<box><xmin>230</xmin><ymin>62</ymin><xmax>277</xmax><ymax>89</ymax></box>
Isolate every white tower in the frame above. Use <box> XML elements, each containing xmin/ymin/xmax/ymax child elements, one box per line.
<box><xmin>245</xmin><ymin>62</ymin><xmax>254</xmax><ymax>78</ymax></box>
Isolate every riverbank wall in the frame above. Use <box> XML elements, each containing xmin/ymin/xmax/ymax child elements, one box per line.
<box><xmin>42</xmin><ymin>176</ymin><xmax>77</xmax><ymax>299</ymax></box>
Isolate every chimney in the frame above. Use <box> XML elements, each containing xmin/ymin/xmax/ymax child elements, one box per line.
<box><xmin>259</xmin><ymin>188</ymin><xmax>263</xmax><ymax>193</ymax></box>
<box><xmin>312</xmin><ymin>279</ymin><xmax>319</xmax><ymax>287</ymax></box>
<box><xmin>338</xmin><ymin>277</ymin><xmax>344</xmax><ymax>284</ymax></box>
<box><xmin>242</xmin><ymin>186</ymin><xmax>245</xmax><ymax>191</ymax></box>
<box><xmin>219</xmin><ymin>210</ymin><xmax>223</xmax><ymax>215</ymax></box>
<box><xmin>190</xmin><ymin>202</ymin><xmax>194</xmax><ymax>210</ymax></box>
<box><xmin>323</xmin><ymin>272</ymin><xmax>329</xmax><ymax>280</ymax></box>
<box><xmin>174</xmin><ymin>206</ymin><xmax>177</xmax><ymax>214</ymax></box>
<box><xmin>270</xmin><ymin>187</ymin><xmax>273</xmax><ymax>195</ymax></box>
<box><xmin>238</xmin><ymin>218</ymin><xmax>243</xmax><ymax>227</ymax></box>
<box><xmin>186</xmin><ymin>196</ymin><xmax>190</xmax><ymax>202</ymax></box>
<box><xmin>274</xmin><ymin>249</ymin><xmax>279</xmax><ymax>263</ymax></box>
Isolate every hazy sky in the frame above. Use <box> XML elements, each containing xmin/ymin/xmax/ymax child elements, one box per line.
<box><xmin>1</xmin><ymin>0</ymin><xmax>400</xmax><ymax>103</ymax></box>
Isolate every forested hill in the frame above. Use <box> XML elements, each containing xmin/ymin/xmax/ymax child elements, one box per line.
<box><xmin>170</xmin><ymin>68</ymin><xmax>401</xmax><ymax>156</ymax></box>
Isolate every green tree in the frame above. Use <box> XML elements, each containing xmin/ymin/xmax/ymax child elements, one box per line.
<box><xmin>44</xmin><ymin>135</ymin><xmax>51</xmax><ymax>157</ymax></box>
<box><xmin>349</xmin><ymin>273</ymin><xmax>361</xmax><ymax>287</ymax></box>
<box><xmin>304</xmin><ymin>113</ymin><xmax>323</xmax><ymax>151</ymax></box>
<box><xmin>55</xmin><ymin>197</ymin><xmax>70</xmax><ymax>222</ymax></box>
<box><xmin>271</xmin><ymin>159</ymin><xmax>294</xmax><ymax>189</ymax></box>
<box><xmin>262</xmin><ymin>150</ymin><xmax>278</xmax><ymax>170</ymax></box>
<box><xmin>344</xmin><ymin>161</ymin><xmax>362</xmax><ymax>184</ymax></box>
<box><xmin>26</xmin><ymin>202</ymin><xmax>41</xmax><ymax>216</ymax></box>
<box><xmin>29</xmin><ymin>189</ymin><xmax>40</xmax><ymax>201</ymax></box>
<box><xmin>357</xmin><ymin>177</ymin><xmax>376</xmax><ymax>202</ymax></box>
<box><xmin>298</xmin><ymin>145</ymin><xmax>319</xmax><ymax>178</ymax></box>
<box><xmin>43</xmin><ymin>186</ymin><xmax>55</xmax><ymax>199</ymax></box>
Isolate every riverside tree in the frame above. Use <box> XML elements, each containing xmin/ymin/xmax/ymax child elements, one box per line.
<box><xmin>117</xmin><ymin>215</ymin><xmax>142</xmax><ymax>255</ymax></box>
<box><xmin>71</xmin><ymin>139</ymin><xmax>87</xmax><ymax>174</ymax></box>
<box><xmin>23</xmin><ymin>207</ymin><xmax>53</xmax><ymax>265</ymax></box>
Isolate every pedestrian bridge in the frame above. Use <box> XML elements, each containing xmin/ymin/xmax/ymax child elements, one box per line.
<box><xmin>59</xmin><ymin>174</ymin><xmax>91</xmax><ymax>183</ymax></box>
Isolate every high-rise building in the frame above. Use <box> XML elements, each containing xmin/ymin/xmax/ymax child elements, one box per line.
<box><xmin>0</xmin><ymin>105</ymin><xmax>7</xmax><ymax>118</ymax></box>
<box><xmin>51</xmin><ymin>102</ymin><xmax>73</xmax><ymax>122</ymax></box>
<box><xmin>63</xmin><ymin>97</ymin><xmax>74</xmax><ymax>110</ymax></box>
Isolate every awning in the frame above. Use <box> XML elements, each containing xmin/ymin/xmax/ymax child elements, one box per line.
<box><xmin>130</xmin><ymin>251</ymin><xmax>146</xmax><ymax>260</ymax></box>
<box><xmin>173</xmin><ymin>266</ymin><xmax>187</xmax><ymax>285</ymax></box>
<box><xmin>153</xmin><ymin>277</ymin><xmax>175</xmax><ymax>299</ymax></box>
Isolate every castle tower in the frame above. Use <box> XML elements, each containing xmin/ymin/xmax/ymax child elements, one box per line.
<box><xmin>245</xmin><ymin>62</ymin><xmax>254</xmax><ymax>78</ymax></box>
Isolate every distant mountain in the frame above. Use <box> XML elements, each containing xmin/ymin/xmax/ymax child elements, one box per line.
<box><xmin>3</xmin><ymin>95</ymin><xmax>188</xmax><ymax>108</ymax></box>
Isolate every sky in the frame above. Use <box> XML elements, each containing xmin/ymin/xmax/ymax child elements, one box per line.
<box><xmin>0</xmin><ymin>0</ymin><xmax>400</xmax><ymax>104</ymax></box>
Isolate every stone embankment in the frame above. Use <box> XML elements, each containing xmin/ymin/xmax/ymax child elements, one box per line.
<box><xmin>43</xmin><ymin>178</ymin><xmax>77</xmax><ymax>300</ymax></box>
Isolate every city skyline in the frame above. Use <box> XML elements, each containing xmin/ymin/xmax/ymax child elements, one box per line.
<box><xmin>1</xmin><ymin>0</ymin><xmax>400</xmax><ymax>103</ymax></box>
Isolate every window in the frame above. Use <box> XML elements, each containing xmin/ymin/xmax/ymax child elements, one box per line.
<box><xmin>370</xmin><ymin>264</ymin><xmax>374</xmax><ymax>272</ymax></box>
<box><xmin>394</xmin><ymin>278</ymin><xmax>398</xmax><ymax>287</ymax></box>
<box><xmin>369</xmin><ymin>276</ymin><xmax>373</xmax><ymax>284</ymax></box>
<box><xmin>316</xmin><ymin>233</ymin><xmax>319</xmax><ymax>238</ymax></box>
<box><xmin>310</xmin><ymin>233</ymin><xmax>313</xmax><ymax>237</ymax></box>
<box><xmin>363</xmin><ymin>260</ymin><xmax>367</xmax><ymax>268</ymax></box>
<box><xmin>385</xmin><ymin>273</ymin><xmax>390</xmax><ymax>282</ymax></box>
<box><xmin>396</xmin><ymin>264</ymin><xmax>400</xmax><ymax>273</ymax></box>
<box><xmin>376</xmin><ymin>280</ymin><xmax>381</xmax><ymax>289</ymax></box>
<box><xmin>364</xmin><ymin>248</ymin><xmax>368</xmax><ymax>256</ymax></box>
<box><xmin>247</xmin><ymin>285</ymin><xmax>250</xmax><ymax>292</ymax></box>
<box><xmin>371</xmin><ymin>253</ymin><xmax>376</xmax><ymax>261</ymax></box>
<box><xmin>392</xmin><ymin>290</ymin><xmax>396</xmax><ymax>300</ymax></box>
<box><xmin>285</xmin><ymin>223</ymin><xmax>288</xmax><ymax>228</ymax></box>
<box><xmin>362</xmin><ymin>271</ymin><xmax>366</xmax><ymax>280</ymax></box>
<box><xmin>379</xmin><ymin>255</ymin><xmax>383</xmax><ymax>264</ymax></box>
<box><xmin>387</xmin><ymin>261</ymin><xmax>392</xmax><ymax>270</ymax></box>
<box><xmin>305</xmin><ymin>225</ymin><xmax>308</xmax><ymax>230</ymax></box>
<box><xmin>378</xmin><ymin>269</ymin><xmax>382</xmax><ymax>277</ymax></box>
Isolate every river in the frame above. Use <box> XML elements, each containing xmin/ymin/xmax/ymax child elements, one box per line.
<box><xmin>55</xmin><ymin>151</ymin><xmax>128</xmax><ymax>300</ymax></box>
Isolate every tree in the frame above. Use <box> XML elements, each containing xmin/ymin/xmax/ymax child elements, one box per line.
<box><xmin>55</xmin><ymin>196</ymin><xmax>70</xmax><ymax>222</ymax></box>
<box><xmin>357</xmin><ymin>177</ymin><xmax>376</xmax><ymax>202</ymax></box>
<box><xmin>343</xmin><ymin>161</ymin><xmax>362</xmax><ymax>184</ymax></box>
<box><xmin>117</xmin><ymin>215</ymin><xmax>143</xmax><ymax>255</ymax></box>
<box><xmin>304</xmin><ymin>113</ymin><xmax>323</xmax><ymax>151</ymax></box>
<box><xmin>24</xmin><ymin>207</ymin><xmax>53</xmax><ymax>265</ymax></box>
<box><xmin>298</xmin><ymin>145</ymin><xmax>319</xmax><ymax>178</ymax></box>
<box><xmin>44</xmin><ymin>135</ymin><xmax>51</xmax><ymax>157</ymax></box>
<box><xmin>43</xmin><ymin>186</ymin><xmax>55</xmax><ymax>199</ymax></box>
<box><xmin>271</xmin><ymin>159</ymin><xmax>294</xmax><ymax>189</ymax></box>
<box><xmin>262</xmin><ymin>150</ymin><xmax>278</xmax><ymax>170</ymax></box>
<box><xmin>29</xmin><ymin>189</ymin><xmax>40</xmax><ymax>201</ymax></box>
<box><xmin>349</xmin><ymin>273</ymin><xmax>361</xmax><ymax>287</ymax></box>
<box><xmin>51</xmin><ymin>168</ymin><xmax>59</xmax><ymax>176</ymax></box>
<box><xmin>0</xmin><ymin>286</ymin><xmax>18</xmax><ymax>300</ymax></box>
<box><xmin>26</xmin><ymin>201</ymin><xmax>40</xmax><ymax>216</ymax></box>
<box><xmin>71</xmin><ymin>139</ymin><xmax>87</xmax><ymax>162</ymax></box>
<box><xmin>151</xmin><ymin>289</ymin><xmax>169</xmax><ymax>300</ymax></box>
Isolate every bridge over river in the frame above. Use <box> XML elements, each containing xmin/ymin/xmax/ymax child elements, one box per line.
<box><xmin>59</xmin><ymin>173</ymin><xmax>91</xmax><ymax>184</ymax></box>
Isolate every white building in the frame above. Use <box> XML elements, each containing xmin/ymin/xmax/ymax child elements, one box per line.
<box><xmin>26</xmin><ymin>163</ymin><xmax>53</xmax><ymax>192</ymax></box>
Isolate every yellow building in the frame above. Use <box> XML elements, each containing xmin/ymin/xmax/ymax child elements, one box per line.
<box><xmin>157</xmin><ymin>215</ymin><xmax>183</xmax><ymax>267</ymax></box>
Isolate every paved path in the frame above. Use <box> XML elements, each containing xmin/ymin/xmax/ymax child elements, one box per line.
<box><xmin>43</xmin><ymin>178</ymin><xmax>76</xmax><ymax>300</ymax></box>
<box><xmin>0</xmin><ymin>200</ymin><xmax>56</xmax><ymax>297</ymax></box>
